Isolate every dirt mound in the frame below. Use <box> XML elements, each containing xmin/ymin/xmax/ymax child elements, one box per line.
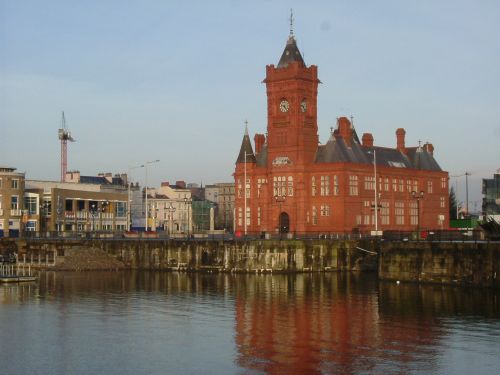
<box><xmin>54</xmin><ymin>246</ymin><xmax>124</xmax><ymax>271</ymax></box>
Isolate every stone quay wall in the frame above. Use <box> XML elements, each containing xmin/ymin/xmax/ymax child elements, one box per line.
<box><xmin>5</xmin><ymin>238</ymin><xmax>500</xmax><ymax>287</ymax></box>
<box><xmin>378</xmin><ymin>241</ymin><xmax>500</xmax><ymax>288</ymax></box>
<box><xmin>93</xmin><ymin>239</ymin><xmax>378</xmax><ymax>272</ymax></box>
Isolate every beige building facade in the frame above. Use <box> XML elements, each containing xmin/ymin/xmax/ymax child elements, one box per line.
<box><xmin>0</xmin><ymin>166</ymin><xmax>27</xmax><ymax>237</ymax></box>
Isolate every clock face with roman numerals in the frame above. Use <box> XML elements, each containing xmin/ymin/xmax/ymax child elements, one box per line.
<box><xmin>279</xmin><ymin>100</ymin><xmax>289</xmax><ymax>113</ymax></box>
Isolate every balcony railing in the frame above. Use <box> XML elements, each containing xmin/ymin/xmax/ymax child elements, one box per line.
<box><xmin>59</xmin><ymin>211</ymin><xmax>115</xmax><ymax>220</ymax></box>
<box><xmin>10</xmin><ymin>209</ymin><xmax>22</xmax><ymax>216</ymax></box>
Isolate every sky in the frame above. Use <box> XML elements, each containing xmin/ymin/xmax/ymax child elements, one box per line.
<box><xmin>1</xmin><ymin>0</ymin><xmax>499</xmax><ymax>211</ymax></box>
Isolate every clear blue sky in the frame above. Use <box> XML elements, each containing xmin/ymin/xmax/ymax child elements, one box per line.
<box><xmin>1</xmin><ymin>0</ymin><xmax>499</xmax><ymax>210</ymax></box>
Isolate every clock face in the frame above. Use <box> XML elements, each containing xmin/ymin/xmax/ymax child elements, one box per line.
<box><xmin>279</xmin><ymin>100</ymin><xmax>289</xmax><ymax>113</ymax></box>
<box><xmin>300</xmin><ymin>100</ymin><xmax>307</xmax><ymax>112</ymax></box>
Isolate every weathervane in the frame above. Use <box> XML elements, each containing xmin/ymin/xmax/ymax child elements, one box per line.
<box><xmin>290</xmin><ymin>9</ymin><xmax>294</xmax><ymax>37</ymax></box>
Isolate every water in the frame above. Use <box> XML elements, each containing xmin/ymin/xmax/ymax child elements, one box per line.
<box><xmin>1</xmin><ymin>272</ymin><xmax>499</xmax><ymax>375</ymax></box>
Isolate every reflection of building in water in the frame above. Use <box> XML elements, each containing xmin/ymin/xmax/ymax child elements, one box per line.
<box><xmin>234</xmin><ymin>274</ymin><xmax>442</xmax><ymax>374</ymax></box>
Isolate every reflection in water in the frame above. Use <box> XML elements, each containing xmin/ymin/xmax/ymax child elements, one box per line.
<box><xmin>1</xmin><ymin>272</ymin><xmax>499</xmax><ymax>375</ymax></box>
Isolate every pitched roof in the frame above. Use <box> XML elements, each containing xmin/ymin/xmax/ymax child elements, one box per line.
<box><xmin>277</xmin><ymin>36</ymin><xmax>305</xmax><ymax>68</ymax></box>
<box><xmin>407</xmin><ymin>147</ymin><xmax>442</xmax><ymax>171</ymax></box>
<box><xmin>236</xmin><ymin>129</ymin><xmax>256</xmax><ymax>164</ymax></box>
<box><xmin>315</xmin><ymin>130</ymin><xmax>442</xmax><ymax>171</ymax></box>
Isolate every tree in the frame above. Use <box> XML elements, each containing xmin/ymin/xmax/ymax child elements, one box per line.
<box><xmin>449</xmin><ymin>186</ymin><xmax>460</xmax><ymax>220</ymax></box>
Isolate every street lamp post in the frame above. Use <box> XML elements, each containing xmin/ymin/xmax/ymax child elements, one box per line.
<box><xmin>274</xmin><ymin>195</ymin><xmax>286</xmax><ymax>239</ymax></box>
<box><xmin>411</xmin><ymin>190</ymin><xmax>425</xmax><ymax>239</ymax></box>
<box><xmin>90</xmin><ymin>203</ymin><xmax>98</xmax><ymax>234</ymax></box>
<box><xmin>369</xmin><ymin>149</ymin><xmax>382</xmax><ymax>236</ymax></box>
<box><xmin>142</xmin><ymin>159</ymin><xmax>160</xmax><ymax>231</ymax></box>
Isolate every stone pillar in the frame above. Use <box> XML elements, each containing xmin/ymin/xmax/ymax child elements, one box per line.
<box><xmin>210</xmin><ymin>207</ymin><xmax>215</xmax><ymax>231</ymax></box>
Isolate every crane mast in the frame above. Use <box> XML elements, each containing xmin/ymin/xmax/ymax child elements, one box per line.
<box><xmin>58</xmin><ymin>111</ymin><xmax>75</xmax><ymax>182</ymax></box>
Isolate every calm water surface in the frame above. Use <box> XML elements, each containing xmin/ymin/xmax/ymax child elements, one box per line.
<box><xmin>1</xmin><ymin>271</ymin><xmax>499</xmax><ymax>375</ymax></box>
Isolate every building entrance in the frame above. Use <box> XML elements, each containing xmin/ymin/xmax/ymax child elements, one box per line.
<box><xmin>279</xmin><ymin>212</ymin><xmax>290</xmax><ymax>233</ymax></box>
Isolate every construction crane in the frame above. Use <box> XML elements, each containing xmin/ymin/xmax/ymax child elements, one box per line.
<box><xmin>58</xmin><ymin>111</ymin><xmax>75</xmax><ymax>182</ymax></box>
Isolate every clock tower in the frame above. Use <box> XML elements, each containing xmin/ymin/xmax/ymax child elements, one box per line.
<box><xmin>264</xmin><ymin>30</ymin><xmax>319</xmax><ymax>168</ymax></box>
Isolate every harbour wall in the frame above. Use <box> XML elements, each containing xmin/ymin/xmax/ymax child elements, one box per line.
<box><xmin>4</xmin><ymin>239</ymin><xmax>500</xmax><ymax>287</ymax></box>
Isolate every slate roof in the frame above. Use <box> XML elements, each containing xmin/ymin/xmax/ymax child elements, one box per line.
<box><xmin>315</xmin><ymin>132</ymin><xmax>442</xmax><ymax>171</ymax></box>
<box><xmin>236</xmin><ymin>130</ymin><xmax>256</xmax><ymax>164</ymax></box>
<box><xmin>277</xmin><ymin>36</ymin><xmax>305</xmax><ymax>68</ymax></box>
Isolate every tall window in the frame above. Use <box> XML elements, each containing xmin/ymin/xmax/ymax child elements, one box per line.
<box><xmin>312</xmin><ymin>206</ymin><xmax>317</xmax><ymax>225</ymax></box>
<box><xmin>441</xmin><ymin>177</ymin><xmax>447</xmax><ymax>189</ymax></box>
<box><xmin>427</xmin><ymin>181</ymin><xmax>433</xmax><ymax>194</ymax></box>
<box><xmin>333</xmin><ymin>175</ymin><xmax>339</xmax><ymax>195</ymax></box>
<box><xmin>440</xmin><ymin>196</ymin><xmax>445</xmax><ymax>208</ymax></box>
<box><xmin>413</xmin><ymin>180</ymin><xmax>418</xmax><ymax>192</ymax></box>
<box><xmin>11</xmin><ymin>179</ymin><xmax>19</xmax><ymax>189</ymax></box>
<box><xmin>320</xmin><ymin>205</ymin><xmax>330</xmax><ymax>216</ymax></box>
<box><xmin>274</xmin><ymin>176</ymin><xmax>287</xmax><ymax>196</ymax></box>
<box><xmin>287</xmin><ymin>176</ymin><xmax>294</xmax><ymax>196</ymax></box>
<box><xmin>257</xmin><ymin>207</ymin><xmax>261</xmax><ymax>225</ymax></box>
<box><xmin>406</xmin><ymin>180</ymin><xmax>412</xmax><ymax>192</ymax></box>
<box><xmin>238</xmin><ymin>207</ymin><xmax>242</xmax><ymax>226</ymax></box>
<box><xmin>409</xmin><ymin>201</ymin><xmax>418</xmax><ymax>225</ymax></box>
<box><xmin>380</xmin><ymin>201</ymin><xmax>390</xmax><ymax>225</ymax></box>
<box><xmin>312</xmin><ymin>176</ymin><xmax>316</xmax><ymax>196</ymax></box>
<box><xmin>384</xmin><ymin>177</ymin><xmax>389</xmax><ymax>191</ymax></box>
<box><xmin>246</xmin><ymin>178</ymin><xmax>251</xmax><ymax>198</ymax></box>
<box><xmin>237</xmin><ymin>179</ymin><xmax>242</xmax><ymax>199</ymax></box>
<box><xmin>364</xmin><ymin>176</ymin><xmax>375</xmax><ymax>191</ymax></box>
<box><xmin>246</xmin><ymin>207</ymin><xmax>251</xmax><ymax>227</ymax></box>
<box><xmin>395</xmin><ymin>202</ymin><xmax>404</xmax><ymax>225</ymax></box>
<box><xmin>393</xmin><ymin>178</ymin><xmax>398</xmax><ymax>192</ymax></box>
<box><xmin>349</xmin><ymin>175</ymin><xmax>358</xmax><ymax>196</ymax></box>
<box><xmin>364</xmin><ymin>200</ymin><xmax>371</xmax><ymax>225</ymax></box>
<box><xmin>11</xmin><ymin>196</ymin><xmax>19</xmax><ymax>210</ymax></box>
<box><xmin>320</xmin><ymin>176</ymin><xmax>330</xmax><ymax>196</ymax></box>
<box><xmin>24</xmin><ymin>196</ymin><xmax>37</xmax><ymax>215</ymax></box>
<box><xmin>116</xmin><ymin>202</ymin><xmax>126</xmax><ymax>217</ymax></box>
<box><xmin>398</xmin><ymin>179</ymin><xmax>404</xmax><ymax>192</ymax></box>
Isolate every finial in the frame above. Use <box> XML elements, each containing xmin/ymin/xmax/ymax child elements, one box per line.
<box><xmin>418</xmin><ymin>140</ymin><xmax>422</xmax><ymax>147</ymax></box>
<box><xmin>330</xmin><ymin>126</ymin><xmax>334</xmax><ymax>133</ymax></box>
<box><xmin>289</xmin><ymin>9</ymin><xmax>294</xmax><ymax>37</ymax></box>
<box><xmin>244</xmin><ymin>120</ymin><xmax>249</xmax><ymax>136</ymax></box>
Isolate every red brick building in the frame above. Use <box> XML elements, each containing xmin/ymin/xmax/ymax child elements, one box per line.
<box><xmin>234</xmin><ymin>30</ymin><xmax>449</xmax><ymax>235</ymax></box>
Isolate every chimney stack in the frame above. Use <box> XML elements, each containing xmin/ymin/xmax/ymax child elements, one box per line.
<box><xmin>254</xmin><ymin>133</ymin><xmax>265</xmax><ymax>154</ymax></box>
<box><xmin>424</xmin><ymin>142</ymin><xmax>434</xmax><ymax>155</ymax></box>
<box><xmin>396</xmin><ymin>128</ymin><xmax>406</xmax><ymax>152</ymax></box>
<box><xmin>362</xmin><ymin>133</ymin><xmax>374</xmax><ymax>147</ymax></box>
<box><xmin>338</xmin><ymin>117</ymin><xmax>353</xmax><ymax>147</ymax></box>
